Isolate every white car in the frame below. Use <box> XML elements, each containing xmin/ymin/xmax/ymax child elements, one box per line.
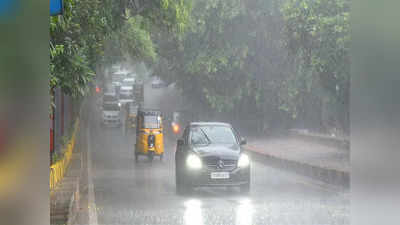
<box><xmin>152</xmin><ymin>78</ymin><xmax>165</xmax><ymax>88</ymax></box>
<box><xmin>112</xmin><ymin>81</ymin><xmax>121</xmax><ymax>88</ymax></box>
<box><xmin>122</xmin><ymin>78</ymin><xmax>135</xmax><ymax>87</ymax></box>
<box><xmin>103</xmin><ymin>93</ymin><xmax>119</xmax><ymax>105</ymax></box>
<box><xmin>120</xmin><ymin>86</ymin><xmax>133</xmax><ymax>97</ymax></box>
<box><xmin>119</xmin><ymin>86</ymin><xmax>134</xmax><ymax>106</ymax></box>
<box><xmin>102</xmin><ymin>103</ymin><xmax>121</xmax><ymax>127</ymax></box>
<box><xmin>112</xmin><ymin>71</ymin><xmax>127</xmax><ymax>84</ymax></box>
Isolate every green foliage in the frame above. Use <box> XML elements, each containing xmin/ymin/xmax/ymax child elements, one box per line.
<box><xmin>50</xmin><ymin>0</ymin><xmax>107</xmax><ymax>98</ymax></box>
<box><xmin>104</xmin><ymin>17</ymin><xmax>157</xmax><ymax>66</ymax></box>
<box><xmin>50</xmin><ymin>0</ymin><xmax>192</xmax><ymax>99</ymax></box>
<box><xmin>155</xmin><ymin>0</ymin><xmax>350</xmax><ymax>133</ymax></box>
<box><xmin>281</xmin><ymin>0</ymin><xmax>350</xmax><ymax>129</ymax></box>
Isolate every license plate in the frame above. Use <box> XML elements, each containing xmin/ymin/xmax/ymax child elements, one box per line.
<box><xmin>210</xmin><ymin>172</ymin><xmax>230</xmax><ymax>179</ymax></box>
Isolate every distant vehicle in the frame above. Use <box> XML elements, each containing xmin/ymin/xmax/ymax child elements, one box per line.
<box><xmin>112</xmin><ymin>81</ymin><xmax>122</xmax><ymax>88</ymax></box>
<box><xmin>151</xmin><ymin>77</ymin><xmax>166</xmax><ymax>88</ymax></box>
<box><xmin>135</xmin><ymin>109</ymin><xmax>164</xmax><ymax>162</ymax></box>
<box><xmin>111</xmin><ymin>82</ymin><xmax>121</xmax><ymax>96</ymax></box>
<box><xmin>175</xmin><ymin>122</ymin><xmax>250</xmax><ymax>194</ymax></box>
<box><xmin>119</xmin><ymin>86</ymin><xmax>134</xmax><ymax>106</ymax></box>
<box><xmin>120</xmin><ymin>86</ymin><xmax>133</xmax><ymax>98</ymax></box>
<box><xmin>112</xmin><ymin>70</ymin><xmax>128</xmax><ymax>83</ymax></box>
<box><xmin>113</xmin><ymin>69</ymin><xmax>130</xmax><ymax>77</ymax></box>
<box><xmin>103</xmin><ymin>93</ymin><xmax>119</xmax><ymax>105</ymax></box>
<box><xmin>122</xmin><ymin>78</ymin><xmax>135</xmax><ymax>87</ymax></box>
<box><xmin>101</xmin><ymin>103</ymin><xmax>121</xmax><ymax>127</ymax></box>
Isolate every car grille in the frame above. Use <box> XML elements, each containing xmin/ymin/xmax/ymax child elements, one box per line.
<box><xmin>204</xmin><ymin>158</ymin><xmax>237</xmax><ymax>171</ymax></box>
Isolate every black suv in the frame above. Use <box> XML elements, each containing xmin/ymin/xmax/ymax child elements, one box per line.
<box><xmin>175</xmin><ymin>122</ymin><xmax>250</xmax><ymax>194</ymax></box>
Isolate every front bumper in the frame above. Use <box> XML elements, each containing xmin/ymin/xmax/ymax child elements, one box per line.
<box><xmin>183</xmin><ymin>166</ymin><xmax>250</xmax><ymax>187</ymax></box>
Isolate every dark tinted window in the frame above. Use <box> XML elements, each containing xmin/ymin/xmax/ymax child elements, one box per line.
<box><xmin>190</xmin><ymin>125</ymin><xmax>237</xmax><ymax>145</ymax></box>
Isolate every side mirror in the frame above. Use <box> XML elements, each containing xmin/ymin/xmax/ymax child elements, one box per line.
<box><xmin>177</xmin><ymin>139</ymin><xmax>184</xmax><ymax>147</ymax></box>
<box><xmin>240</xmin><ymin>137</ymin><xmax>247</xmax><ymax>145</ymax></box>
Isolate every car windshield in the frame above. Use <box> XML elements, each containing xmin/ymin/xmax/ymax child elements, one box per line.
<box><xmin>190</xmin><ymin>125</ymin><xmax>237</xmax><ymax>145</ymax></box>
<box><xmin>103</xmin><ymin>104</ymin><xmax>119</xmax><ymax>111</ymax></box>
<box><xmin>143</xmin><ymin>116</ymin><xmax>161</xmax><ymax>129</ymax></box>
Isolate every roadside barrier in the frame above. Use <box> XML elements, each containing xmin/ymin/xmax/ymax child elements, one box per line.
<box><xmin>245</xmin><ymin>144</ymin><xmax>350</xmax><ymax>188</ymax></box>
<box><xmin>50</xmin><ymin>119</ymin><xmax>79</xmax><ymax>190</ymax></box>
<box><xmin>288</xmin><ymin>129</ymin><xmax>350</xmax><ymax>150</ymax></box>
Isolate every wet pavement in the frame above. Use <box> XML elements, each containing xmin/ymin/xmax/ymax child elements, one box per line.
<box><xmin>85</xmin><ymin>81</ymin><xmax>349</xmax><ymax>225</ymax></box>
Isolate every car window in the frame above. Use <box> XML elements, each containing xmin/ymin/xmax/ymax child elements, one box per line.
<box><xmin>191</xmin><ymin>125</ymin><xmax>237</xmax><ymax>145</ymax></box>
<box><xmin>190</xmin><ymin>128</ymin><xmax>210</xmax><ymax>145</ymax></box>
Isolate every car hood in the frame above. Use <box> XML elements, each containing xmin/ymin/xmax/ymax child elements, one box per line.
<box><xmin>191</xmin><ymin>144</ymin><xmax>241</xmax><ymax>160</ymax></box>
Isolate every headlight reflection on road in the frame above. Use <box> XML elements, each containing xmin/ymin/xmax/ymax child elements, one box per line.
<box><xmin>184</xmin><ymin>199</ymin><xmax>203</xmax><ymax>225</ymax></box>
<box><xmin>235</xmin><ymin>198</ymin><xmax>254</xmax><ymax>225</ymax></box>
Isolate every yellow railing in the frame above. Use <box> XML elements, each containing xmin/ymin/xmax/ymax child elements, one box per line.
<box><xmin>50</xmin><ymin>119</ymin><xmax>79</xmax><ymax>190</ymax></box>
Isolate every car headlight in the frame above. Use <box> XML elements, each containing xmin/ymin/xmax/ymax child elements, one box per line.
<box><xmin>186</xmin><ymin>154</ymin><xmax>202</xmax><ymax>169</ymax></box>
<box><xmin>238</xmin><ymin>154</ymin><xmax>250</xmax><ymax>168</ymax></box>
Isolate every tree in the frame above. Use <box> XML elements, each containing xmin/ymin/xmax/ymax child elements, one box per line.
<box><xmin>154</xmin><ymin>0</ymin><xmax>350</xmax><ymax>134</ymax></box>
<box><xmin>50</xmin><ymin>0</ymin><xmax>192</xmax><ymax>99</ymax></box>
<box><xmin>282</xmin><ymin>0</ymin><xmax>350</xmax><ymax>132</ymax></box>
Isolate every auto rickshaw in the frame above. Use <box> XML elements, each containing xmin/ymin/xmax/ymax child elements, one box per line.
<box><xmin>135</xmin><ymin>109</ymin><xmax>164</xmax><ymax>161</ymax></box>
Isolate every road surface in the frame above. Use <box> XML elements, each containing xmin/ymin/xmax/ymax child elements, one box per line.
<box><xmin>86</xmin><ymin>80</ymin><xmax>349</xmax><ymax>225</ymax></box>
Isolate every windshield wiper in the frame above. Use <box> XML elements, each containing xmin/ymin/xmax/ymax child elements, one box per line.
<box><xmin>199</xmin><ymin>128</ymin><xmax>212</xmax><ymax>145</ymax></box>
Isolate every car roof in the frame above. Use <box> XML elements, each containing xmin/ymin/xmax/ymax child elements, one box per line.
<box><xmin>120</xmin><ymin>86</ymin><xmax>133</xmax><ymax>90</ymax></box>
<box><xmin>189</xmin><ymin>122</ymin><xmax>232</xmax><ymax>127</ymax></box>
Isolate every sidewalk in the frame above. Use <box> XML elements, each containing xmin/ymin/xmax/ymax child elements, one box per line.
<box><xmin>245</xmin><ymin>135</ymin><xmax>350</xmax><ymax>187</ymax></box>
<box><xmin>50</xmin><ymin>151</ymin><xmax>82</xmax><ymax>225</ymax></box>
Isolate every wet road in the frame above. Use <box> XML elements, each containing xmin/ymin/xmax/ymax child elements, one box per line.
<box><xmin>87</xmin><ymin>81</ymin><xmax>349</xmax><ymax>225</ymax></box>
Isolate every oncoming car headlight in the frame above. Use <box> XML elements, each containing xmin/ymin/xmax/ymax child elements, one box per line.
<box><xmin>186</xmin><ymin>154</ymin><xmax>202</xmax><ymax>169</ymax></box>
<box><xmin>238</xmin><ymin>154</ymin><xmax>250</xmax><ymax>168</ymax></box>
